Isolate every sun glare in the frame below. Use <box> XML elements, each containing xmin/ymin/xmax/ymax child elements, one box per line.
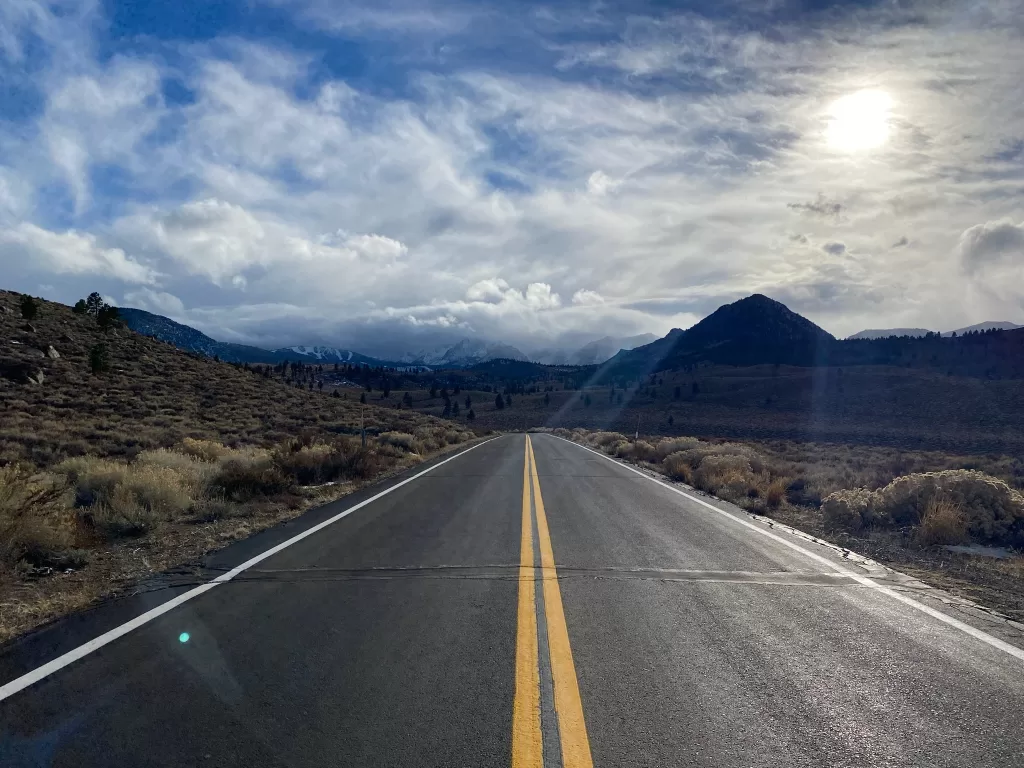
<box><xmin>826</xmin><ymin>89</ymin><xmax>892</xmax><ymax>152</ymax></box>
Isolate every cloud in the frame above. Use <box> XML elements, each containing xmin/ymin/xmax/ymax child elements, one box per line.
<box><xmin>823</xmin><ymin>241</ymin><xmax>846</xmax><ymax>255</ymax></box>
<box><xmin>892</xmin><ymin>236</ymin><xmax>909</xmax><ymax>248</ymax></box>
<box><xmin>571</xmin><ymin>289</ymin><xmax>605</xmax><ymax>306</ymax></box>
<box><xmin>0</xmin><ymin>223</ymin><xmax>156</xmax><ymax>284</ymax></box>
<box><xmin>958</xmin><ymin>219</ymin><xmax>1024</xmax><ymax>273</ymax></box>
<box><xmin>2</xmin><ymin>0</ymin><xmax>1024</xmax><ymax>349</ymax></box>
<box><xmin>788</xmin><ymin>196</ymin><xmax>844</xmax><ymax>218</ymax></box>
<box><xmin>123</xmin><ymin>288</ymin><xmax>187</xmax><ymax>317</ymax></box>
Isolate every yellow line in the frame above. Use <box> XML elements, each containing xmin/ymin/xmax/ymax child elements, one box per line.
<box><xmin>512</xmin><ymin>436</ymin><xmax>542</xmax><ymax>768</ymax></box>
<box><xmin>527</xmin><ymin>435</ymin><xmax>594</xmax><ymax>768</ymax></box>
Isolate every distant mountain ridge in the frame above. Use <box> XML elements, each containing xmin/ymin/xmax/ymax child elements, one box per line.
<box><xmin>400</xmin><ymin>338</ymin><xmax>529</xmax><ymax>367</ymax></box>
<box><xmin>567</xmin><ymin>334</ymin><xmax>658</xmax><ymax>365</ymax></box>
<box><xmin>848</xmin><ymin>328</ymin><xmax>931</xmax><ymax>340</ymax></box>
<box><xmin>119</xmin><ymin>309</ymin><xmax>386</xmax><ymax>366</ymax></box>
<box><xmin>848</xmin><ymin>321</ymin><xmax>1022</xmax><ymax>340</ymax></box>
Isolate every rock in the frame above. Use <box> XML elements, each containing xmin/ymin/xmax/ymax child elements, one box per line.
<box><xmin>0</xmin><ymin>305</ymin><xmax>9</xmax><ymax>314</ymax></box>
<box><xmin>46</xmin><ymin>345</ymin><xmax>60</xmax><ymax>359</ymax></box>
<box><xmin>28</xmin><ymin>370</ymin><xmax>44</xmax><ymax>385</ymax></box>
<box><xmin>22</xmin><ymin>323</ymin><xmax>35</xmax><ymax>333</ymax></box>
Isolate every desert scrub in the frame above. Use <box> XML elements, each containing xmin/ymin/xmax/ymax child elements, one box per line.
<box><xmin>822</xmin><ymin>470</ymin><xmax>1024</xmax><ymax>547</ymax></box>
<box><xmin>0</xmin><ymin>465</ymin><xmax>77</xmax><ymax>568</ymax></box>
<box><xmin>378</xmin><ymin>431</ymin><xmax>421</xmax><ymax>453</ymax></box>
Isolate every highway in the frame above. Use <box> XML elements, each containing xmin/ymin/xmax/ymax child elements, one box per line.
<box><xmin>2</xmin><ymin>433</ymin><xmax>1023</xmax><ymax>767</ymax></box>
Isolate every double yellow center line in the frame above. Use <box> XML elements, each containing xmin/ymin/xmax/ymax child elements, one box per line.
<box><xmin>513</xmin><ymin>435</ymin><xmax>593</xmax><ymax>768</ymax></box>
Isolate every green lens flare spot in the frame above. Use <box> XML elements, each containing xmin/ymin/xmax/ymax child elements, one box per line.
<box><xmin>179</xmin><ymin>632</ymin><xmax>190</xmax><ymax>643</ymax></box>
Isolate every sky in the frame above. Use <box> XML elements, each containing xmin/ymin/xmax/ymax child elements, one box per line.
<box><xmin>1</xmin><ymin>0</ymin><xmax>1023</xmax><ymax>357</ymax></box>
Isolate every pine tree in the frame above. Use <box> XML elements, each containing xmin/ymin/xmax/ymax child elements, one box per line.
<box><xmin>495</xmin><ymin>393</ymin><xmax>504</xmax><ymax>410</ymax></box>
<box><xmin>73</xmin><ymin>299</ymin><xmax>88</xmax><ymax>315</ymax></box>
<box><xmin>544</xmin><ymin>392</ymin><xmax>550</xmax><ymax>406</ymax></box>
<box><xmin>467</xmin><ymin>408</ymin><xmax>475</xmax><ymax>421</ymax></box>
<box><xmin>85</xmin><ymin>292</ymin><xmax>105</xmax><ymax>316</ymax></box>
<box><xmin>97</xmin><ymin>304</ymin><xmax>120</xmax><ymax>330</ymax></box>
<box><xmin>89</xmin><ymin>344</ymin><xmax>109</xmax><ymax>374</ymax></box>
<box><xmin>19</xmin><ymin>295</ymin><xmax>38</xmax><ymax>321</ymax></box>
<box><xmin>360</xmin><ymin>392</ymin><xmax>367</xmax><ymax>404</ymax></box>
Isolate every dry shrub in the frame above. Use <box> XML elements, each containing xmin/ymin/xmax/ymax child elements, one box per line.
<box><xmin>616</xmin><ymin>440</ymin><xmax>659</xmax><ymax>463</ymax></box>
<box><xmin>443</xmin><ymin>430</ymin><xmax>468</xmax><ymax>445</ymax></box>
<box><xmin>273</xmin><ymin>437</ymin><xmax>391</xmax><ymax>487</ymax></box>
<box><xmin>212</xmin><ymin>455</ymin><xmax>291</xmax><ymax>501</ymax></box>
<box><xmin>57</xmin><ymin>456</ymin><xmax>129</xmax><ymax>506</ymax></box>
<box><xmin>378</xmin><ymin>431</ymin><xmax>421</xmax><ymax>453</ymax></box>
<box><xmin>765</xmin><ymin>477</ymin><xmax>789</xmax><ymax>509</ymax></box>
<box><xmin>588</xmin><ymin>432</ymin><xmax>627</xmax><ymax>451</ymax></box>
<box><xmin>663</xmin><ymin>451</ymin><xmax>694</xmax><ymax>483</ymax></box>
<box><xmin>0</xmin><ymin>465</ymin><xmax>76</xmax><ymax>567</ymax></box>
<box><xmin>660</xmin><ymin>442</ymin><xmax>766</xmax><ymax>474</ymax></box>
<box><xmin>59</xmin><ymin>457</ymin><xmax>193</xmax><ymax>519</ymax></box>
<box><xmin>822</xmin><ymin>488</ymin><xmax>872</xmax><ymax>532</ymax></box>
<box><xmin>873</xmin><ymin>470</ymin><xmax>1024</xmax><ymax>546</ymax></box>
<box><xmin>694</xmin><ymin>455</ymin><xmax>755</xmax><ymax>499</ymax></box>
<box><xmin>917</xmin><ymin>497</ymin><xmax>968</xmax><ymax>546</ymax></box>
<box><xmin>90</xmin><ymin>486</ymin><xmax>159</xmax><ymax>538</ymax></box>
<box><xmin>136</xmin><ymin>449</ymin><xmax>216</xmax><ymax>493</ymax></box>
<box><xmin>654</xmin><ymin>436</ymin><xmax>702</xmax><ymax>461</ymax></box>
<box><xmin>179</xmin><ymin>438</ymin><xmax>230</xmax><ymax>463</ymax></box>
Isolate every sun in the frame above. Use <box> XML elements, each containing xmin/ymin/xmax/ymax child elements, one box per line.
<box><xmin>826</xmin><ymin>89</ymin><xmax>892</xmax><ymax>152</ymax></box>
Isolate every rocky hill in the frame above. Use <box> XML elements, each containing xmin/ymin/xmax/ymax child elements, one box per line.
<box><xmin>0</xmin><ymin>292</ymin><xmax>457</xmax><ymax>467</ymax></box>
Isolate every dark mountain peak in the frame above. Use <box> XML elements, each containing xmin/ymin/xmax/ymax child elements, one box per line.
<box><xmin>687</xmin><ymin>294</ymin><xmax>835</xmax><ymax>345</ymax></box>
<box><xmin>606</xmin><ymin>294</ymin><xmax>835</xmax><ymax>371</ymax></box>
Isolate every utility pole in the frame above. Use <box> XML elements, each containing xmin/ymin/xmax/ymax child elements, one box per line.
<box><xmin>635</xmin><ymin>413</ymin><xmax>640</xmax><ymax>442</ymax></box>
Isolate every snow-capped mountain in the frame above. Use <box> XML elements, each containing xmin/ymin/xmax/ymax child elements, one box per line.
<box><xmin>401</xmin><ymin>338</ymin><xmax>529</xmax><ymax>367</ymax></box>
<box><xmin>271</xmin><ymin>346</ymin><xmax>382</xmax><ymax>365</ymax></box>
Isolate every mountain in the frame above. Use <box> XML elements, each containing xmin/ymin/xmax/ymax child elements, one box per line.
<box><xmin>943</xmin><ymin>321</ymin><xmax>1022</xmax><ymax>336</ymax></box>
<box><xmin>848</xmin><ymin>328</ymin><xmax>932</xmax><ymax>340</ymax></box>
<box><xmin>401</xmin><ymin>338</ymin><xmax>529</xmax><ymax>367</ymax></box>
<box><xmin>849</xmin><ymin>322</ymin><xmax>1023</xmax><ymax>339</ymax></box>
<box><xmin>118</xmin><ymin>308</ymin><xmax>282</xmax><ymax>364</ymax></box>
<box><xmin>567</xmin><ymin>333</ymin><xmax>659</xmax><ymax>365</ymax></box>
<box><xmin>272</xmin><ymin>346</ymin><xmax>382</xmax><ymax>365</ymax></box>
<box><xmin>607</xmin><ymin>294</ymin><xmax>835</xmax><ymax>374</ymax></box>
<box><xmin>119</xmin><ymin>309</ymin><xmax>386</xmax><ymax>366</ymax></box>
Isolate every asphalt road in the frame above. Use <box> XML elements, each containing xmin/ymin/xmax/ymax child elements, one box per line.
<box><xmin>2</xmin><ymin>433</ymin><xmax>1024</xmax><ymax>767</ymax></box>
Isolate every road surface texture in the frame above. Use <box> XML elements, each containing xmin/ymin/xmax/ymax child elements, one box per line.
<box><xmin>2</xmin><ymin>433</ymin><xmax>1023</xmax><ymax>767</ymax></box>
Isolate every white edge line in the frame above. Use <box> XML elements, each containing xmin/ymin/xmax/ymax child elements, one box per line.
<box><xmin>0</xmin><ymin>437</ymin><xmax>498</xmax><ymax>702</ymax></box>
<box><xmin>547</xmin><ymin>433</ymin><xmax>1024</xmax><ymax>663</ymax></box>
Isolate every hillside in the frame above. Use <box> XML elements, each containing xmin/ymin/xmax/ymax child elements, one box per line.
<box><xmin>3</xmin><ymin>297</ymin><xmax>456</xmax><ymax>465</ymax></box>
<box><xmin>0</xmin><ymin>290</ymin><xmax>475</xmax><ymax>641</ymax></box>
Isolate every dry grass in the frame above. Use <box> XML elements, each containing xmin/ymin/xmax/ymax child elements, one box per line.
<box><xmin>917</xmin><ymin>498</ymin><xmax>968</xmax><ymax>546</ymax></box>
